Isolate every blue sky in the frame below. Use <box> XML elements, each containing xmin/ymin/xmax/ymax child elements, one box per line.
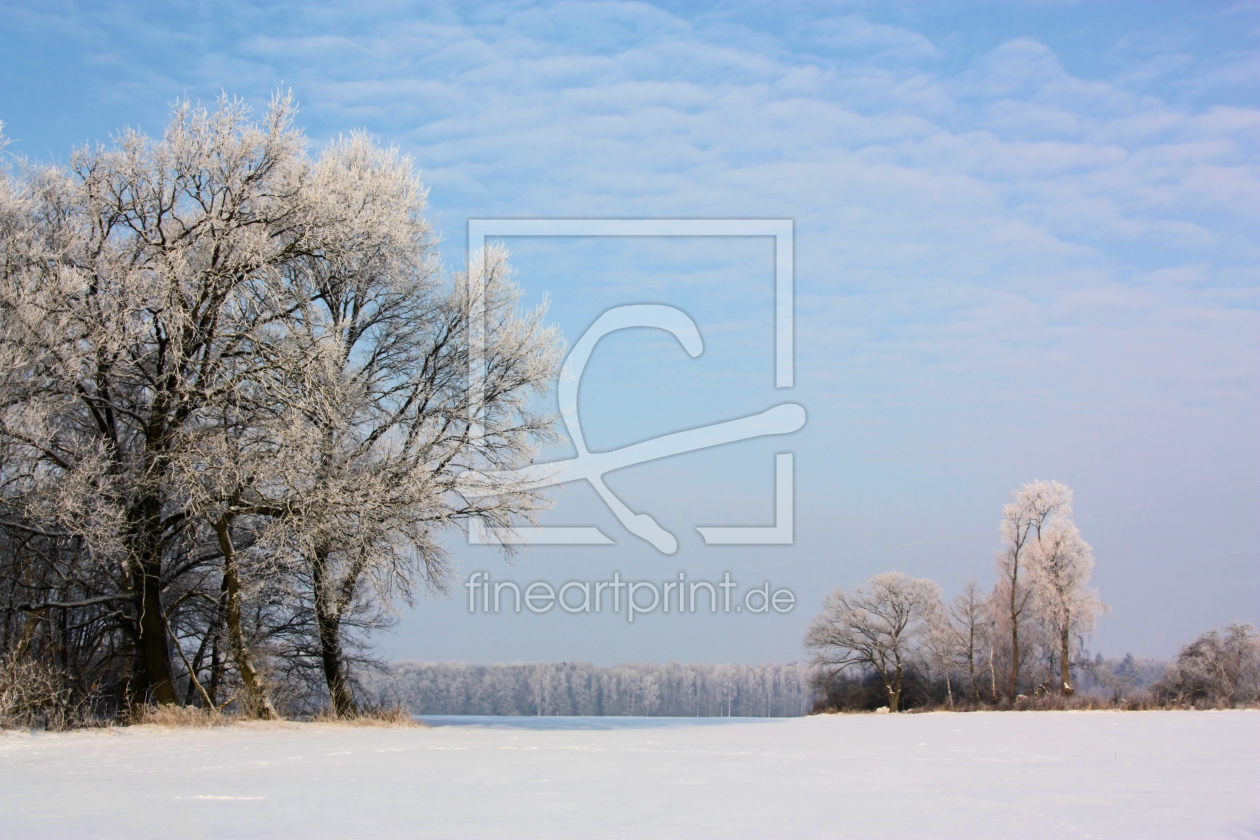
<box><xmin>1</xmin><ymin>0</ymin><xmax>1257</xmax><ymax>662</ymax></box>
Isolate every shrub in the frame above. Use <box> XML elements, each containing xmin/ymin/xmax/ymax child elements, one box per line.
<box><xmin>1153</xmin><ymin>623</ymin><xmax>1260</xmax><ymax>707</ymax></box>
<box><xmin>0</xmin><ymin>655</ymin><xmax>77</xmax><ymax>730</ymax></box>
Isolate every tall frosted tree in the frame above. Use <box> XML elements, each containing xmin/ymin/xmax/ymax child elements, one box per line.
<box><xmin>1028</xmin><ymin>522</ymin><xmax>1105</xmax><ymax>694</ymax></box>
<box><xmin>992</xmin><ymin>480</ymin><xmax>1072</xmax><ymax>699</ymax></box>
<box><xmin>225</xmin><ymin>138</ymin><xmax>561</xmax><ymax>717</ymax></box>
<box><xmin>0</xmin><ymin>96</ymin><xmax>561</xmax><ymax>714</ymax></box>
<box><xmin>1</xmin><ymin>98</ymin><xmax>316</xmax><ymax>705</ymax></box>
<box><xmin>942</xmin><ymin>579</ymin><xmax>989</xmax><ymax>701</ymax></box>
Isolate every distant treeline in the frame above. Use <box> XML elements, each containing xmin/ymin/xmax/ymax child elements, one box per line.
<box><xmin>811</xmin><ymin>625</ymin><xmax>1260</xmax><ymax>713</ymax></box>
<box><xmin>371</xmin><ymin>662</ymin><xmax>815</xmax><ymax>717</ymax></box>
<box><xmin>813</xmin><ymin>652</ymin><xmax>1173</xmax><ymax>713</ymax></box>
<box><xmin>1076</xmin><ymin>653</ymin><xmax>1168</xmax><ymax>698</ymax></box>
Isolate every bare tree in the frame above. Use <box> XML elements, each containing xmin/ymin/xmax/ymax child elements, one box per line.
<box><xmin>1027</xmin><ymin>521</ymin><xmax>1105</xmax><ymax>694</ymax></box>
<box><xmin>992</xmin><ymin>480</ymin><xmax>1072</xmax><ymax>699</ymax></box>
<box><xmin>805</xmin><ymin>572</ymin><xmax>941</xmax><ymax>712</ymax></box>
<box><xmin>252</xmin><ymin>162</ymin><xmax>561</xmax><ymax>715</ymax></box>
<box><xmin>921</xmin><ymin>602</ymin><xmax>957</xmax><ymax>708</ymax></box>
<box><xmin>1</xmin><ymin>95</ymin><xmax>314</xmax><ymax>705</ymax></box>
<box><xmin>0</xmin><ymin>97</ymin><xmax>562</xmax><ymax>717</ymax></box>
<box><xmin>171</xmin><ymin>128</ymin><xmax>563</xmax><ymax>717</ymax></box>
<box><xmin>936</xmin><ymin>579</ymin><xmax>989</xmax><ymax>702</ymax></box>
<box><xmin>1154</xmin><ymin>623</ymin><xmax>1260</xmax><ymax>706</ymax></box>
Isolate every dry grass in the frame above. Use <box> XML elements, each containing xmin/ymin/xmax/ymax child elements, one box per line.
<box><xmin>123</xmin><ymin>702</ymin><xmax>424</xmax><ymax>729</ymax></box>
<box><xmin>812</xmin><ymin>689</ymin><xmax>1257</xmax><ymax>715</ymax></box>
<box><xmin>308</xmin><ymin>705</ymin><xmax>424</xmax><ymax>728</ymax></box>
<box><xmin>891</xmin><ymin>694</ymin><xmax>1158</xmax><ymax>713</ymax></box>
<box><xmin>128</xmin><ymin>704</ymin><xmax>235</xmax><ymax>729</ymax></box>
<box><xmin>1007</xmin><ymin>693</ymin><xmax>1159</xmax><ymax>712</ymax></box>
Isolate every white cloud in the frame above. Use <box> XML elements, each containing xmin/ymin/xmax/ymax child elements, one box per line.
<box><xmin>3</xmin><ymin>0</ymin><xmax>1257</xmax><ymax>655</ymax></box>
<box><xmin>802</xmin><ymin>15</ymin><xmax>941</xmax><ymax>61</ymax></box>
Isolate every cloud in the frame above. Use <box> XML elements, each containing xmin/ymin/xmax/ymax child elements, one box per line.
<box><xmin>802</xmin><ymin>15</ymin><xmax>941</xmax><ymax>61</ymax></box>
<box><xmin>2</xmin><ymin>0</ymin><xmax>1257</xmax><ymax>656</ymax></box>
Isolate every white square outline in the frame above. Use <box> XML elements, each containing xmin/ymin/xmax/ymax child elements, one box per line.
<box><xmin>467</xmin><ymin>219</ymin><xmax>795</xmax><ymax>547</ymax></box>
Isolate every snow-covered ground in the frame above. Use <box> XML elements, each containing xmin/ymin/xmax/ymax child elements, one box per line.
<box><xmin>1</xmin><ymin>711</ymin><xmax>1256</xmax><ymax>839</ymax></box>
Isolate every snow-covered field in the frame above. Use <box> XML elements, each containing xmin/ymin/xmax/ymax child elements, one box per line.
<box><xmin>2</xmin><ymin>711</ymin><xmax>1257</xmax><ymax>839</ymax></box>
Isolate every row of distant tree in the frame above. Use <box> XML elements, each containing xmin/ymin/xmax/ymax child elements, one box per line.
<box><xmin>804</xmin><ymin>480</ymin><xmax>1259</xmax><ymax>712</ymax></box>
<box><xmin>367</xmin><ymin>620</ymin><xmax>1259</xmax><ymax>718</ymax></box>
<box><xmin>373</xmin><ymin>661</ymin><xmax>814</xmax><ymax>717</ymax></box>
<box><xmin>364</xmin><ymin>622</ymin><xmax>1259</xmax><ymax>718</ymax></box>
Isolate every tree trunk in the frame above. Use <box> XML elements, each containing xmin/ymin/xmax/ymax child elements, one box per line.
<box><xmin>128</xmin><ymin>494</ymin><xmax>178</xmax><ymax>705</ymax></box>
<box><xmin>967</xmin><ymin>645</ymin><xmax>978</xmax><ymax>702</ymax></box>
<box><xmin>1009</xmin><ymin>621</ymin><xmax>1020</xmax><ymax>700</ymax></box>
<box><xmin>312</xmin><ymin>546</ymin><xmax>356</xmax><ymax>717</ymax></box>
<box><xmin>887</xmin><ymin>660</ymin><xmax>903</xmax><ymax>712</ymax></box>
<box><xmin>988</xmin><ymin>641</ymin><xmax>998</xmax><ymax>703</ymax></box>
<box><xmin>1060</xmin><ymin>622</ymin><xmax>1074</xmax><ymax>695</ymax></box>
<box><xmin>318</xmin><ymin>612</ymin><xmax>356</xmax><ymax>717</ymax></box>
<box><xmin>212</xmin><ymin>515</ymin><xmax>275</xmax><ymax>719</ymax></box>
<box><xmin>183</xmin><ymin>620</ymin><xmax>213</xmax><ymax>707</ymax></box>
<box><xmin>132</xmin><ymin>560</ymin><xmax>177</xmax><ymax>705</ymax></box>
<box><xmin>207</xmin><ymin>628</ymin><xmax>222</xmax><ymax>706</ymax></box>
<box><xmin>1008</xmin><ymin>575</ymin><xmax>1021</xmax><ymax>701</ymax></box>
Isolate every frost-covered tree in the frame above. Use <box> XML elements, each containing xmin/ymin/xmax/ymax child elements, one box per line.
<box><xmin>0</xmin><ymin>96</ymin><xmax>561</xmax><ymax>716</ymax></box>
<box><xmin>927</xmin><ymin>579</ymin><xmax>990</xmax><ymax>704</ymax></box>
<box><xmin>991</xmin><ymin>480</ymin><xmax>1072</xmax><ymax>699</ymax></box>
<box><xmin>947</xmin><ymin>579</ymin><xmax>990</xmax><ymax>701</ymax></box>
<box><xmin>805</xmin><ymin>572</ymin><xmax>942</xmax><ymax>712</ymax></box>
<box><xmin>1154</xmin><ymin>623</ymin><xmax>1260</xmax><ymax>706</ymax></box>
<box><xmin>222</xmin><ymin>138</ymin><xmax>560</xmax><ymax>716</ymax></box>
<box><xmin>921</xmin><ymin>605</ymin><xmax>957</xmax><ymax>708</ymax></box>
<box><xmin>0</xmin><ymin>96</ymin><xmax>318</xmax><ymax>705</ymax></box>
<box><xmin>373</xmin><ymin>661</ymin><xmax>814</xmax><ymax>717</ymax></box>
<box><xmin>1027</xmin><ymin>522</ymin><xmax>1105</xmax><ymax>694</ymax></box>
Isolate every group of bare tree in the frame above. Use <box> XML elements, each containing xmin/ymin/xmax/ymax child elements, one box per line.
<box><xmin>374</xmin><ymin>661</ymin><xmax>815</xmax><ymax>717</ymax></box>
<box><xmin>1151</xmin><ymin>623</ymin><xmax>1260</xmax><ymax>706</ymax></box>
<box><xmin>0</xmin><ymin>96</ymin><xmax>562</xmax><ymax>724</ymax></box>
<box><xmin>806</xmin><ymin>480</ymin><xmax>1108</xmax><ymax>712</ymax></box>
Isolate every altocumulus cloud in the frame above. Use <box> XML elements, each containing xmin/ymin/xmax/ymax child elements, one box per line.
<box><xmin>0</xmin><ymin>0</ymin><xmax>1256</xmax><ymax>658</ymax></box>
